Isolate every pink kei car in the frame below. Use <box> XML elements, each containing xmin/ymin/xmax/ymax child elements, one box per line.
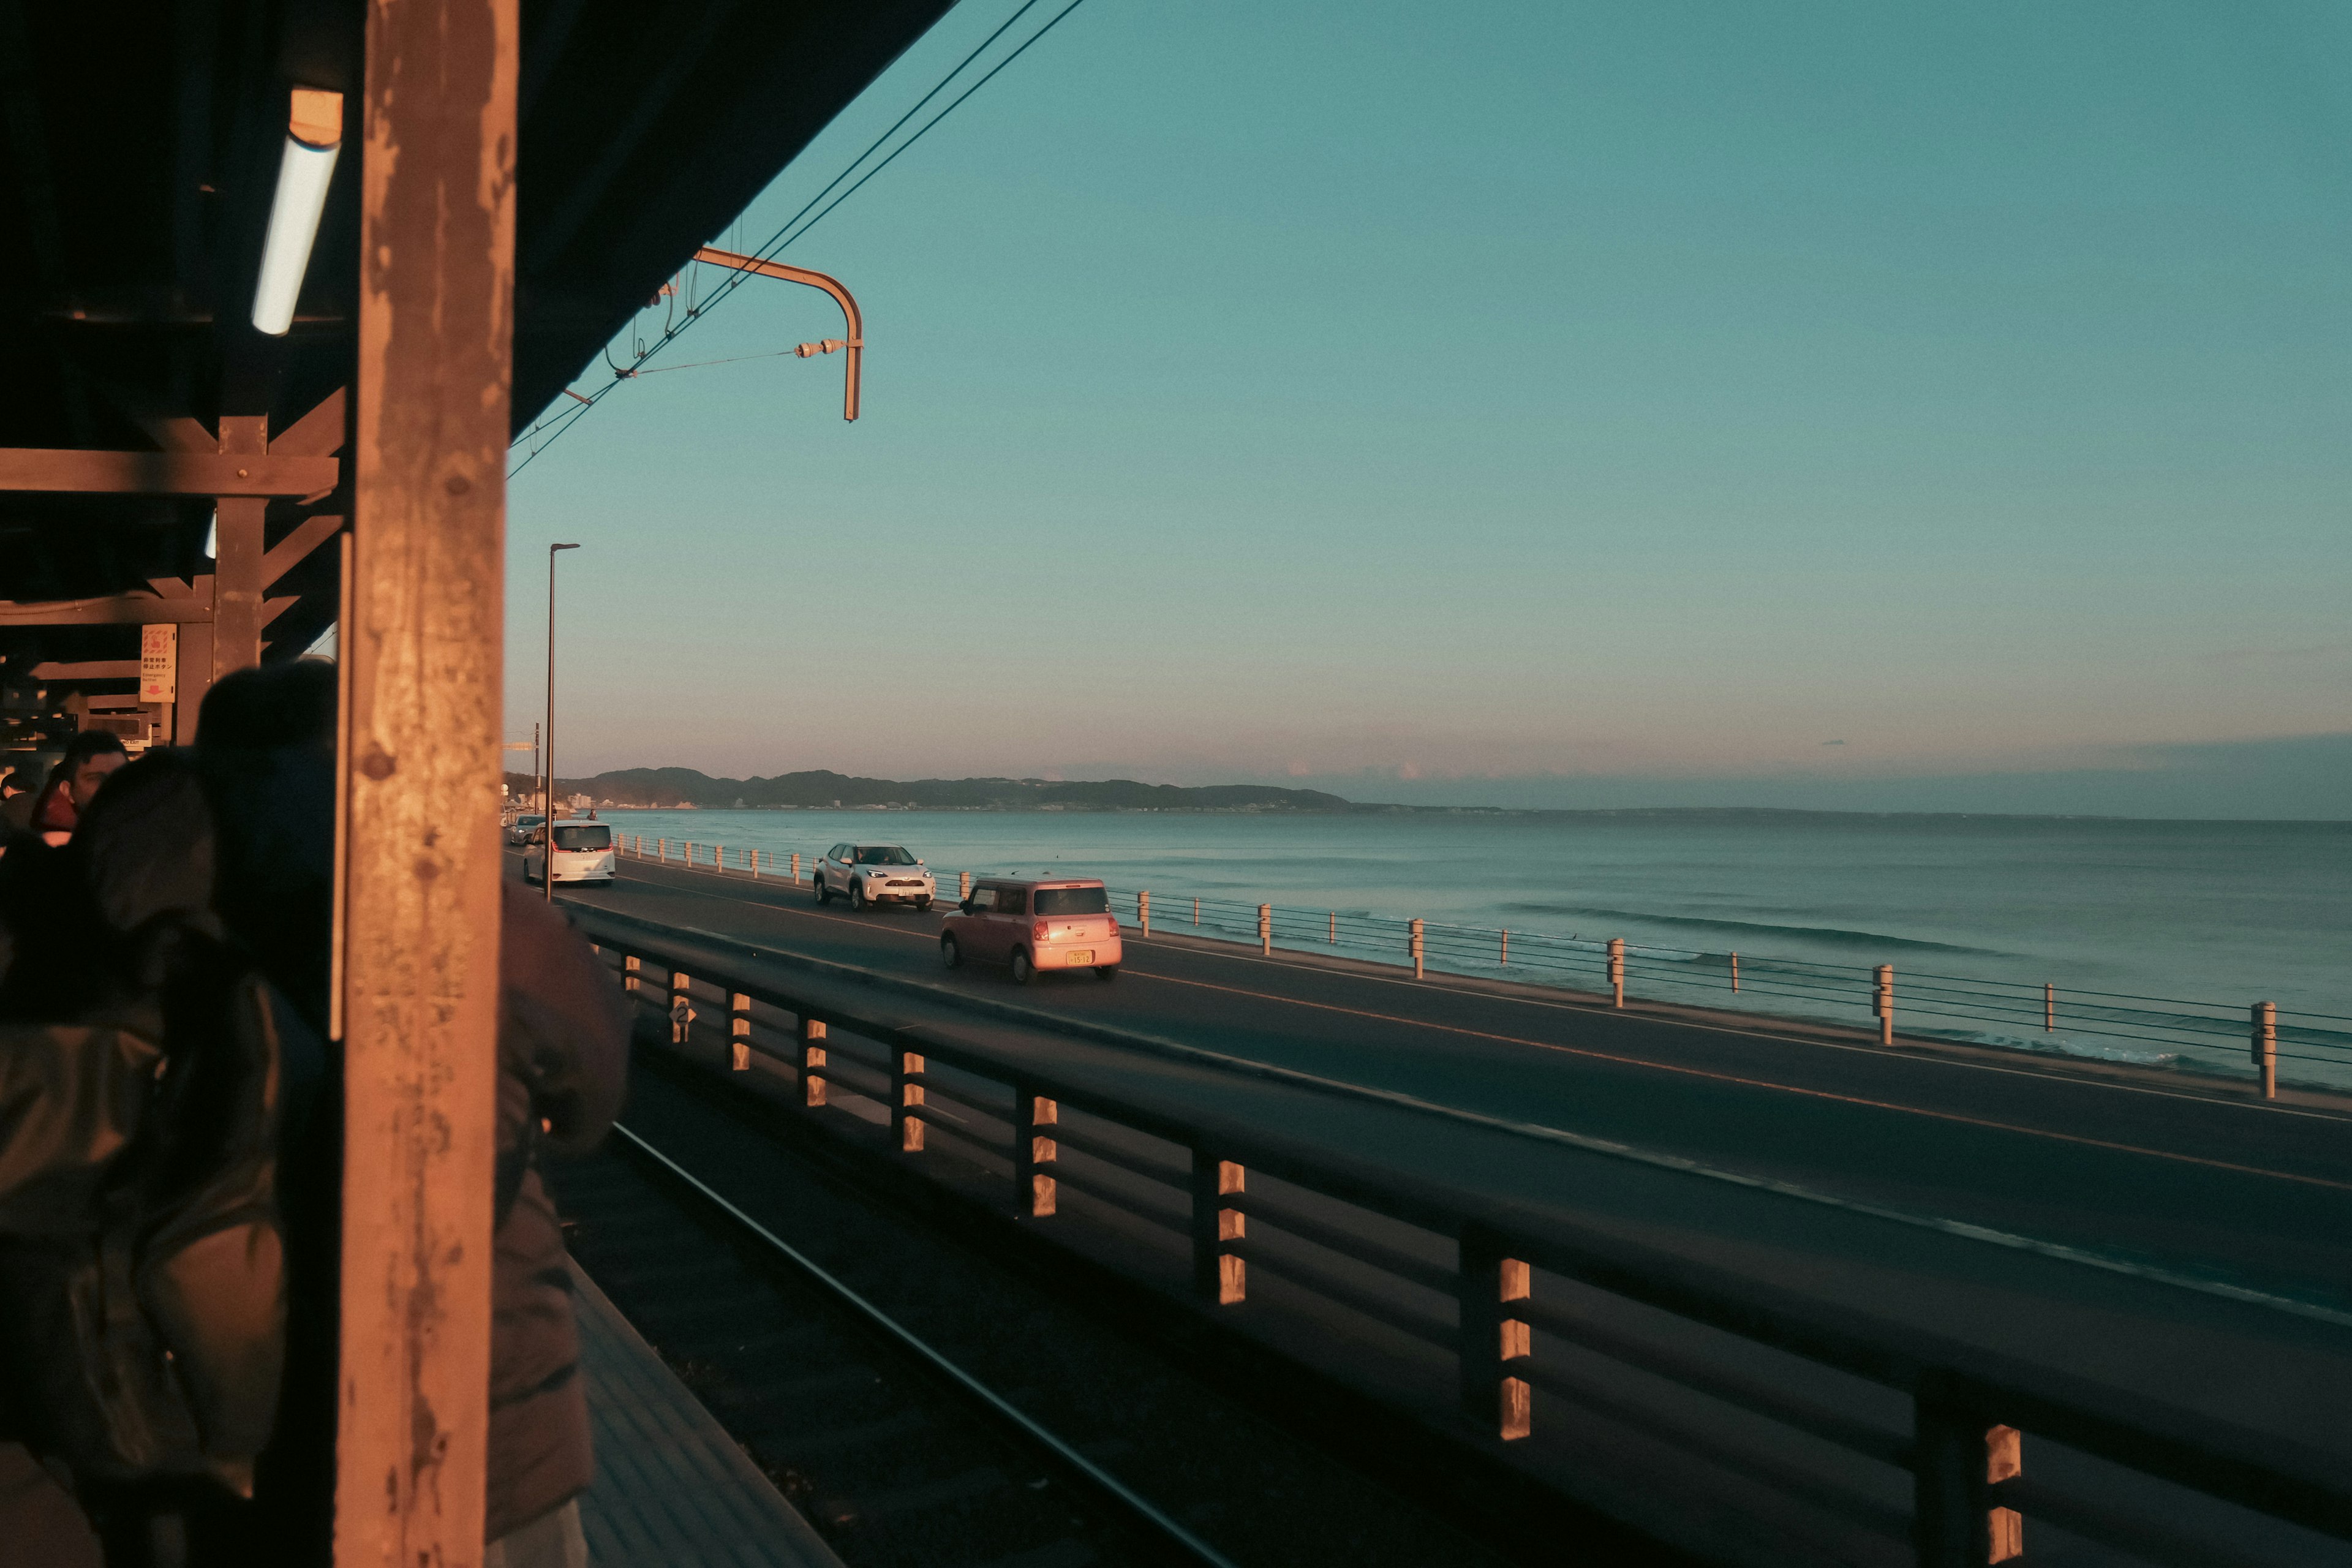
<box><xmin>940</xmin><ymin>878</ymin><xmax>1121</xmax><ymax>984</ymax></box>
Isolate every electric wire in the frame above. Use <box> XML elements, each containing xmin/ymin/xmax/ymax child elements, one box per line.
<box><xmin>509</xmin><ymin>0</ymin><xmax>1088</xmax><ymax>477</ymax></box>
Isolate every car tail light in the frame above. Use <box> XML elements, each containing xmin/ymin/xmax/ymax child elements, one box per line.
<box><xmin>1033</xmin><ymin>919</ymin><xmax>1052</xmax><ymax>941</ymax></box>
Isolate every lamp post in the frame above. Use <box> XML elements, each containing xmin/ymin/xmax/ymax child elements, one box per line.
<box><xmin>545</xmin><ymin>543</ymin><xmax>579</xmax><ymax>900</ymax></box>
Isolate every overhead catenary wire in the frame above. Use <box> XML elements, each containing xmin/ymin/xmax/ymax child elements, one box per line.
<box><xmin>508</xmin><ymin>0</ymin><xmax>1090</xmax><ymax>478</ymax></box>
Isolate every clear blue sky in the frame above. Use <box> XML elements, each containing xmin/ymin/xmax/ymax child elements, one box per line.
<box><xmin>505</xmin><ymin>1</ymin><xmax>2352</xmax><ymax>817</ymax></box>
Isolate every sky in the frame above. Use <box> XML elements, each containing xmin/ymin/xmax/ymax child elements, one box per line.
<box><xmin>503</xmin><ymin>1</ymin><xmax>2352</xmax><ymax>818</ymax></box>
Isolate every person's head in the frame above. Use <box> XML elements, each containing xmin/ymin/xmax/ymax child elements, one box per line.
<box><xmin>61</xmin><ymin>730</ymin><xmax>129</xmax><ymax>809</ymax></box>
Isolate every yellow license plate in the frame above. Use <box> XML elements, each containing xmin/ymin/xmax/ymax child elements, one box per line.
<box><xmin>1064</xmin><ymin>949</ymin><xmax>1093</xmax><ymax>966</ymax></box>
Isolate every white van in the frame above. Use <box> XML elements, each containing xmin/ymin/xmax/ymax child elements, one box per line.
<box><xmin>526</xmin><ymin>820</ymin><xmax>617</xmax><ymax>886</ymax></box>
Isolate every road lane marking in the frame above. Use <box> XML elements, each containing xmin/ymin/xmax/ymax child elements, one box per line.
<box><xmin>583</xmin><ymin>854</ymin><xmax>2348</xmax><ymax>1128</ymax></box>
<box><xmin>1133</xmin><ymin>969</ymin><xmax>2352</xmax><ymax>1193</ymax></box>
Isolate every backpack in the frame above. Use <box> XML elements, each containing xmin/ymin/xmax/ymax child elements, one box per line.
<box><xmin>0</xmin><ymin>753</ymin><xmax>314</xmax><ymax>1501</ymax></box>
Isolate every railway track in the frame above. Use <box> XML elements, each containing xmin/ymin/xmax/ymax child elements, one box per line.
<box><xmin>554</xmin><ymin>1063</ymin><xmax>1516</xmax><ymax>1568</ymax></box>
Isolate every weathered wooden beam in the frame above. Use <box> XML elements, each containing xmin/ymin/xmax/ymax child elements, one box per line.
<box><xmin>0</xmin><ymin>447</ymin><xmax>340</xmax><ymax>496</ymax></box>
<box><xmin>334</xmin><ymin>0</ymin><xmax>518</xmax><ymax>1562</ymax></box>
<box><xmin>212</xmin><ymin>417</ymin><xmax>269</xmax><ymax>680</ymax></box>
<box><xmin>274</xmin><ymin>387</ymin><xmax>350</xmax><ymax>457</ymax></box>
<box><xmin>28</xmin><ymin>660</ymin><xmax>141</xmax><ymax>680</ymax></box>
<box><xmin>263</xmin><ymin>512</ymin><xmax>346</xmax><ymax>587</ymax></box>
<box><xmin>0</xmin><ymin>591</ymin><xmax>216</xmax><ymax>625</ymax></box>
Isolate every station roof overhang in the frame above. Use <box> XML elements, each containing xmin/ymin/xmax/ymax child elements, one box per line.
<box><xmin>0</xmin><ymin>0</ymin><xmax>952</xmax><ymax>723</ymax></box>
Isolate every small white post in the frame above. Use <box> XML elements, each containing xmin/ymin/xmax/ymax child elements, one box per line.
<box><xmin>1258</xmin><ymin>903</ymin><xmax>1272</xmax><ymax>956</ymax></box>
<box><xmin>1410</xmin><ymin>919</ymin><xmax>1425</xmax><ymax>979</ymax></box>
<box><xmin>1139</xmin><ymin>890</ymin><xmax>1151</xmax><ymax>935</ymax></box>
<box><xmin>1730</xmin><ymin>951</ymin><xmax>1740</xmax><ymax>993</ymax></box>
<box><xmin>1874</xmin><ymin>965</ymin><xmax>1894</xmax><ymax>1046</ymax></box>
<box><xmin>1608</xmin><ymin>938</ymin><xmax>1625</xmax><ymax>1007</ymax></box>
<box><xmin>2253</xmin><ymin>1001</ymin><xmax>2277</xmax><ymax>1101</ymax></box>
<box><xmin>791</xmin><ymin>851</ymin><xmax>800</xmax><ymax>882</ymax></box>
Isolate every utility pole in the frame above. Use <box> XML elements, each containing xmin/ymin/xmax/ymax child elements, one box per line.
<box><xmin>546</xmin><ymin>542</ymin><xmax>578</xmax><ymax>900</ymax></box>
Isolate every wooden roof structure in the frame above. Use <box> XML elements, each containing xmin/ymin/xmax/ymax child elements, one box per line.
<box><xmin>0</xmin><ymin>1</ymin><xmax>953</xmax><ymax>1559</ymax></box>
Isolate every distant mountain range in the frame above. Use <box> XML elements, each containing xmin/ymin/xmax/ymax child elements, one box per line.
<box><xmin>508</xmin><ymin>766</ymin><xmax>1357</xmax><ymax>813</ymax></box>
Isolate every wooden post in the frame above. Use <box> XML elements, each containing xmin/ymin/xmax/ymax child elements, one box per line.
<box><xmin>1014</xmin><ymin>1091</ymin><xmax>1058</xmax><ymax>1216</ymax></box>
<box><xmin>1258</xmin><ymin>903</ymin><xmax>1272</xmax><ymax>956</ymax></box>
<box><xmin>1499</xmin><ymin>928</ymin><xmax>1508</xmax><ymax>967</ymax></box>
<box><xmin>1730</xmin><ymin>951</ymin><xmax>1739</xmax><ymax>993</ymax></box>
<box><xmin>1190</xmin><ymin>1153</ymin><xmax>1246</xmax><ymax>1305</ymax></box>
<box><xmin>1329</xmin><ymin>911</ymin><xmax>1336</xmax><ymax>944</ymax></box>
<box><xmin>1457</xmin><ymin>1227</ymin><xmax>1532</xmax><ymax>1440</ymax></box>
<box><xmin>2253</xmin><ymin>1001</ymin><xmax>2277</xmax><ymax>1101</ymax></box>
<box><xmin>893</xmin><ymin>1051</ymin><xmax>926</xmax><ymax>1152</ymax></box>
<box><xmin>1410</xmin><ymin>918</ymin><xmax>1425</xmax><ymax>979</ymax></box>
<box><xmin>1875</xmin><ymin>965</ymin><xmax>1894</xmax><ymax>1046</ymax></box>
<box><xmin>1138</xmin><ymin>889</ymin><xmax>1150</xmax><ymax>935</ymax></box>
<box><xmin>336</xmin><ymin>0</ymin><xmax>518</xmax><ymax>1559</ymax></box>
<box><xmin>729</xmin><ymin>992</ymin><xmax>751</xmax><ymax>1071</ymax></box>
<box><xmin>212</xmin><ymin>416</ymin><xmax>270</xmax><ymax>681</ymax></box>
<box><xmin>669</xmin><ymin>970</ymin><xmax>694</xmax><ymax>1047</ymax></box>
<box><xmin>1608</xmin><ymin>938</ymin><xmax>1625</xmax><ymax>1006</ymax></box>
<box><xmin>1915</xmin><ymin>1386</ymin><xmax>2024</xmax><ymax>1566</ymax></box>
<box><xmin>800</xmin><ymin>1017</ymin><xmax>827</xmax><ymax>1107</ymax></box>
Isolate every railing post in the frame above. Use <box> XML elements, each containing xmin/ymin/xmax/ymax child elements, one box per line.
<box><xmin>959</xmin><ymin>870</ymin><xmax>971</xmax><ymax>902</ymax></box>
<box><xmin>799</xmin><ymin>1016</ymin><xmax>827</xmax><ymax>1107</ymax></box>
<box><xmin>2253</xmin><ymin>1001</ymin><xmax>2277</xmax><ymax>1100</ymax></box>
<box><xmin>892</xmin><ymin>1051</ymin><xmax>926</xmax><ymax>1152</ymax></box>
<box><xmin>1730</xmin><ymin>951</ymin><xmax>1740</xmax><ymax>993</ymax></box>
<box><xmin>1876</xmin><ymin>964</ymin><xmax>1894</xmax><ymax>1046</ymax></box>
<box><xmin>1608</xmin><ymin>938</ymin><xmax>1624</xmax><ymax>1006</ymax></box>
<box><xmin>1190</xmin><ymin>1152</ymin><xmax>1246</xmax><ymax>1305</ymax></box>
<box><xmin>669</xmin><ymin>970</ymin><xmax>694</xmax><ymax>1047</ymax></box>
<box><xmin>1499</xmin><ymin>928</ymin><xmax>1508</xmax><ymax>967</ymax></box>
<box><xmin>657</xmin><ymin>836</ymin><xmax>666</xmax><ymax>861</ymax></box>
<box><xmin>1329</xmin><ymin>911</ymin><xmax>1336</xmax><ymax>944</ymax></box>
<box><xmin>2043</xmin><ymin>982</ymin><xmax>2054</xmax><ymax>1032</ymax></box>
<box><xmin>790</xmin><ymin>851</ymin><xmax>800</xmax><ymax>882</ymax></box>
<box><xmin>1457</xmin><ymin>1226</ymin><xmax>1533</xmax><ymax>1441</ymax></box>
<box><xmin>1914</xmin><ymin>1383</ymin><xmax>2023</xmax><ymax>1566</ymax></box>
<box><xmin>1193</xmin><ymin>896</ymin><xmax>1200</xmax><ymax>926</ymax></box>
<box><xmin>1410</xmin><ymin>918</ymin><xmax>1425</xmax><ymax>979</ymax></box>
<box><xmin>1257</xmin><ymin>903</ymin><xmax>1272</xmax><ymax>956</ymax></box>
<box><xmin>715</xmin><ymin>842</ymin><xmax>725</xmax><ymax>874</ymax></box>
<box><xmin>729</xmin><ymin>992</ymin><xmax>751</xmax><ymax>1071</ymax></box>
<box><xmin>750</xmin><ymin>847</ymin><xmax>760</xmax><ymax>879</ymax></box>
<box><xmin>1014</xmin><ymin>1091</ymin><xmax>1058</xmax><ymax>1216</ymax></box>
<box><xmin>1138</xmin><ymin>889</ymin><xmax>1150</xmax><ymax>935</ymax></box>
<box><xmin>685</xmin><ymin>840</ymin><xmax>695</xmax><ymax>869</ymax></box>
<box><xmin>622</xmin><ymin>953</ymin><xmax>640</xmax><ymax>998</ymax></box>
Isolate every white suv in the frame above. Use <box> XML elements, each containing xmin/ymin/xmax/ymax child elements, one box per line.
<box><xmin>814</xmin><ymin>843</ymin><xmax>936</xmax><ymax>912</ymax></box>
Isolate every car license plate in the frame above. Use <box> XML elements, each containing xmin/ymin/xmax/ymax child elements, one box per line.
<box><xmin>1065</xmin><ymin>949</ymin><xmax>1093</xmax><ymax>966</ymax></box>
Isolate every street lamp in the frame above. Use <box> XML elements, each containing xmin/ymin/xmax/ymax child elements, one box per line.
<box><xmin>545</xmin><ymin>543</ymin><xmax>579</xmax><ymax>900</ymax></box>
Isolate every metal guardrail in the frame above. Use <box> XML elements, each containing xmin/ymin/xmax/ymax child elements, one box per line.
<box><xmin>574</xmin><ymin>902</ymin><xmax>2352</xmax><ymax>1568</ymax></box>
<box><xmin>604</xmin><ymin>832</ymin><xmax>2352</xmax><ymax>1095</ymax></box>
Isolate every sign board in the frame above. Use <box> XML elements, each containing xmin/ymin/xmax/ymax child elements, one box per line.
<box><xmin>140</xmin><ymin>624</ymin><xmax>178</xmax><ymax>704</ymax></box>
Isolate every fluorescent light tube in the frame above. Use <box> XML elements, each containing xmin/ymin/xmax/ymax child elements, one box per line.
<box><xmin>251</xmin><ymin>89</ymin><xmax>344</xmax><ymax>336</ymax></box>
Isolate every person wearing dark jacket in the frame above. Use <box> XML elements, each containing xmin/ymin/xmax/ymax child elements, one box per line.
<box><xmin>487</xmin><ymin>879</ymin><xmax>629</xmax><ymax>1564</ymax></box>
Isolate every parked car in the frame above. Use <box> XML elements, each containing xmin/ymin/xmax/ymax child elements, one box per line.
<box><xmin>525</xmin><ymin>820</ymin><xmax>617</xmax><ymax>886</ymax></box>
<box><xmin>506</xmin><ymin>812</ymin><xmax>546</xmax><ymax>846</ymax></box>
<box><xmin>940</xmin><ymin>878</ymin><xmax>1120</xmax><ymax>983</ymax></box>
<box><xmin>813</xmin><ymin>843</ymin><xmax>936</xmax><ymax>911</ymax></box>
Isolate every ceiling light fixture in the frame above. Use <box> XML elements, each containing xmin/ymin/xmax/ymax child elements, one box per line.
<box><xmin>251</xmin><ymin>88</ymin><xmax>344</xmax><ymax>336</ymax></box>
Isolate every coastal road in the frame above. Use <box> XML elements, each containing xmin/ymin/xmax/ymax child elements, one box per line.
<box><xmin>526</xmin><ymin>848</ymin><xmax>2352</xmax><ymax>1315</ymax></box>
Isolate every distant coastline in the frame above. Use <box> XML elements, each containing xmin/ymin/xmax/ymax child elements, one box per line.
<box><xmin>507</xmin><ymin>767</ymin><xmax>2346</xmax><ymax>824</ymax></box>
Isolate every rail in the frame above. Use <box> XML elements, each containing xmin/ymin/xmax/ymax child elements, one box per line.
<box><xmin>601</xmin><ymin>832</ymin><xmax>2352</xmax><ymax>1094</ymax></box>
<box><xmin>573</xmin><ymin>902</ymin><xmax>2352</xmax><ymax>1568</ymax></box>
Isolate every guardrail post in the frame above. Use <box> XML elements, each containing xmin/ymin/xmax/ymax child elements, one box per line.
<box><xmin>657</xmin><ymin>836</ymin><xmax>666</xmax><ymax>861</ymax></box>
<box><xmin>1410</xmin><ymin>919</ymin><xmax>1425</xmax><ymax>979</ymax></box>
<box><xmin>1329</xmin><ymin>911</ymin><xmax>1336</xmax><ymax>944</ymax></box>
<box><xmin>799</xmin><ymin>1017</ymin><xmax>827</xmax><ymax>1107</ymax></box>
<box><xmin>1190</xmin><ymin>1152</ymin><xmax>1246</xmax><ymax>1305</ymax></box>
<box><xmin>1014</xmin><ymin>1091</ymin><xmax>1058</xmax><ymax>1216</ymax></box>
<box><xmin>1608</xmin><ymin>938</ymin><xmax>1625</xmax><ymax>1006</ymax></box>
<box><xmin>2253</xmin><ymin>1001</ymin><xmax>2277</xmax><ymax>1099</ymax></box>
<box><xmin>959</xmin><ymin>870</ymin><xmax>971</xmax><ymax>902</ymax></box>
<box><xmin>750</xmin><ymin>847</ymin><xmax>760</xmax><ymax>880</ymax></box>
<box><xmin>1138</xmin><ymin>890</ymin><xmax>1150</xmax><ymax>935</ymax></box>
<box><xmin>1458</xmin><ymin>1226</ymin><xmax>1533</xmax><ymax>1441</ymax></box>
<box><xmin>1193</xmin><ymin>897</ymin><xmax>1200</xmax><ymax>927</ymax></box>
<box><xmin>2043</xmin><ymin>982</ymin><xmax>2054</xmax><ymax>1032</ymax></box>
<box><xmin>1730</xmin><ymin>951</ymin><xmax>1740</xmax><ymax>993</ymax></box>
<box><xmin>622</xmin><ymin>954</ymin><xmax>640</xmax><ymax>997</ymax></box>
<box><xmin>685</xmin><ymin>840</ymin><xmax>695</xmax><ymax>869</ymax></box>
<box><xmin>893</xmin><ymin>1052</ymin><xmax>927</xmax><ymax>1152</ymax></box>
<box><xmin>669</xmin><ymin>970</ymin><xmax>694</xmax><ymax>1047</ymax></box>
<box><xmin>729</xmin><ymin>992</ymin><xmax>751</xmax><ymax>1071</ymax></box>
<box><xmin>1875</xmin><ymin>964</ymin><xmax>1894</xmax><ymax>1046</ymax></box>
<box><xmin>1257</xmin><ymin>904</ymin><xmax>1272</xmax><ymax>956</ymax></box>
<box><xmin>715</xmin><ymin>842</ymin><xmax>725</xmax><ymax>874</ymax></box>
<box><xmin>1915</xmin><ymin>1385</ymin><xmax>2023</xmax><ymax>1566</ymax></box>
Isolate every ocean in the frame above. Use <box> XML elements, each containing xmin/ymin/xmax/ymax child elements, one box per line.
<box><xmin>581</xmin><ymin>807</ymin><xmax>2352</xmax><ymax>1085</ymax></box>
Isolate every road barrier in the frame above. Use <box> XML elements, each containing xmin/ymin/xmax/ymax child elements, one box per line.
<box><xmin>603</xmin><ymin>837</ymin><xmax>2351</xmax><ymax>1095</ymax></box>
<box><xmin>575</xmin><ymin>907</ymin><xmax>2352</xmax><ymax>1568</ymax></box>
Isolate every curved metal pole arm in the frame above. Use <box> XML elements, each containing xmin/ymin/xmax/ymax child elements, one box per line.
<box><xmin>692</xmin><ymin>246</ymin><xmax>862</xmax><ymax>421</ymax></box>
